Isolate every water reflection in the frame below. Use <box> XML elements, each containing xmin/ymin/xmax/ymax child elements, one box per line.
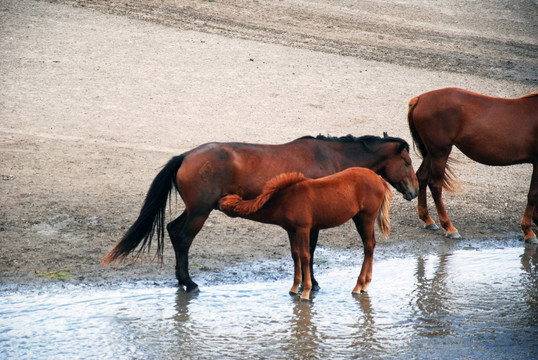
<box><xmin>351</xmin><ymin>292</ymin><xmax>383</xmax><ymax>355</ymax></box>
<box><xmin>1</xmin><ymin>244</ymin><xmax>537</xmax><ymax>359</ymax></box>
<box><xmin>284</xmin><ymin>301</ymin><xmax>318</xmax><ymax>355</ymax></box>
<box><xmin>411</xmin><ymin>254</ymin><xmax>453</xmax><ymax>337</ymax></box>
<box><xmin>520</xmin><ymin>243</ymin><xmax>538</xmax><ymax>331</ymax></box>
<box><xmin>521</xmin><ymin>242</ymin><xmax>538</xmax><ymax>272</ymax></box>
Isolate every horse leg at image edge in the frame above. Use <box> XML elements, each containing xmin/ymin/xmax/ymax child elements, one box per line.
<box><xmin>521</xmin><ymin>164</ymin><xmax>538</xmax><ymax>244</ymax></box>
<box><xmin>167</xmin><ymin>211</ymin><xmax>209</xmax><ymax>292</ymax></box>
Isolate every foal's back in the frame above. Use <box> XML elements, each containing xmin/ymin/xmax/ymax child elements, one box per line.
<box><xmin>266</xmin><ymin>167</ymin><xmax>385</xmax><ymax>230</ymax></box>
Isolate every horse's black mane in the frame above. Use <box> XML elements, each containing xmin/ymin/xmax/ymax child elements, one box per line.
<box><xmin>298</xmin><ymin>134</ymin><xmax>410</xmax><ymax>152</ymax></box>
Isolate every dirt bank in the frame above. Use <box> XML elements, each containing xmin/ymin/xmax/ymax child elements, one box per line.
<box><xmin>1</xmin><ymin>0</ymin><xmax>536</xmax><ymax>287</ymax></box>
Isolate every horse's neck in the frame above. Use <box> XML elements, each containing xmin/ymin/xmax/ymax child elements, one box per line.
<box><xmin>340</xmin><ymin>143</ymin><xmax>387</xmax><ymax>171</ymax></box>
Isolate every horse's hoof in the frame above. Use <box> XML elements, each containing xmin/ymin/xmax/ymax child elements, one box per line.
<box><xmin>186</xmin><ymin>284</ymin><xmax>200</xmax><ymax>293</ymax></box>
<box><xmin>446</xmin><ymin>231</ymin><xmax>462</xmax><ymax>239</ymax></box>
<box><xmin>300</xmin><ymin>297</ymin><xmax>311</xmax><ymax>302</ymax></box>
<box><xmin>524</xmin><ymin>237</ymin><xmax>538</xmax><ymax>245</ymax></box>
<box><xmin>352</xmin><ymin>290</ymin><xmax>367</xmax><ymax>296</ymax></box>
<box><xmin>289</xmin><ymin>290</ymin><xmax>298</xmax><ymax>297</ymax></box>
<box><xmin>424</xmin><ymin>223</ymin><xmax>440</xmax><ymax>230</ymax></box>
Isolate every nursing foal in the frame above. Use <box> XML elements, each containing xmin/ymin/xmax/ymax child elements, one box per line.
<box><xmin>219</xmin><ymin>167</ymin><xmax>391</xmax><ymax>301</ymax></box>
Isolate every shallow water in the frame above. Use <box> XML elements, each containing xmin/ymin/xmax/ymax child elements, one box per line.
<box><xmin>1</xmin><ymin>243</ymin><xmax>537</xmax><ymax>359</ymax></box>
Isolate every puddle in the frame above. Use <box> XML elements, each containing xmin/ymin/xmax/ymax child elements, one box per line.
<box><xmin>1</xmin><ymin>243</ymin><xmax>537</xmax><ymax>359</ymax></box>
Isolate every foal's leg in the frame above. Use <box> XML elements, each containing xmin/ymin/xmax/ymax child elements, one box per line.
<box><xmin>304</xmin><ymin>229</ymin><xmax>320</xmax><ymax>291</ymax></box>
<box><xmin>287</xmin><ymin>231</ymin><xmax>302</xmax><ymax>296</ymax></box>
<box><xmin>521</xmin><ymin>164</ymin><xmax>538</xmax><ymax>244</ymax></box>
<box><xmin>351</xmin><ymin>214</ymin><xmax>376</xmax><ymax>294</ymax></box>
<box><xmin>293</xmin><ymin>228</ymin><xmax>313</xmax><ymax>301</ymax></box>
<box><xmin>167</xmin><ymin>209</ymin><xmax>210</xmax><ymax>292</ymax></box>
<box><xmin>428</xmin><ymin>156</ymin><xmax>460</xmax><ymax>238</ymax></box>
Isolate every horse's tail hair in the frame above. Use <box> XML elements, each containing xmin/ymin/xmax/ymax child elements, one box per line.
<box><xmin>219</xmin><ymin>172</ymin><xmax>306</xmax><ymax>216</ymax></box>
<box><xmin>102</xmin><ymin>155</ymin><xmax>184</xmax><ymax>267</ymax></box>
<box><xmin>407</xmin><ymin>95</ymin><xmax>463</xmax><ymax>194</ymax></box>
<box><xmin>377</xmin><ymin>179</ymin><xmax>392</xmax><ymax>237</ymax></box>
<box><xmin>407</xmin><ymin>96</ymin><xmax>428</xmax><ymax>159</ymax></box>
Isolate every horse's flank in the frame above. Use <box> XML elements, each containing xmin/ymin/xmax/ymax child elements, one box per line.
<box><xmin>407</xmin><ymin>94</ymin><xmax>463</xmax><ymax>194</ymax></box>
<box><xmin>219</xmin><ymin>172</ymin><xmax>307</xmax><ymax>216</ymax></box>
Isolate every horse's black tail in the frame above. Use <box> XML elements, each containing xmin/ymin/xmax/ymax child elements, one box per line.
<box><xmin>103</xmin><ymin>155</ymin><xmax>184</xmax><ymax>266</ymax></box>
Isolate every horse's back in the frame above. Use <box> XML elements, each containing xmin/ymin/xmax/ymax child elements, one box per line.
<box><xmin>416</xmin><ymin>87</ymin><xmax>537</xmax><ymax>121</ymax></box>
<box><xmin>176</xmin><ymin>139</ymin><xmax>338</xmax><ymax>208</ymax></box>
<box><xmin>306</xmin><ymin>168</ymin><xmax>384</xmax><ymax>226</ymax></box>
<box><xmin>412</xmin><ymin>88</ymin><xmax>538</xmax><ymax>164</ymax></box>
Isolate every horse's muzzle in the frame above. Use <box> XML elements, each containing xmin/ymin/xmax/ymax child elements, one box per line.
<box><xmin>402</xmin><ymin>186</ymin><xmax>419</xmax><ymax>201</ymax></box>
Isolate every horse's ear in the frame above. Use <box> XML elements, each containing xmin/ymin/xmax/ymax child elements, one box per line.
<box><xmin>383</xmin><ymin>132</ymin><xmax>388</xmax><ymax>138</ymax></box>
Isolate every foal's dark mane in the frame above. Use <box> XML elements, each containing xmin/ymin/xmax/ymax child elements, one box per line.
<box><xmin>298</xmin><ymin>134</ymin><xmax>410</xmax><ymax>153</ymax></box>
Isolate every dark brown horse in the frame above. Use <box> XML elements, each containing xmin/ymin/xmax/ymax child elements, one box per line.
<box><xmin>408</xmin><ymin>87</ymin><xmax>538</xmax><ymax>242</ymax></box>
<box><xmin>219</xmin><ymin>167</ymin><xmax>392</xmax><ymax>301</ymax></box>
<box><xmin>103</xmin><ymin>134</ymin><xmax>419</xmax><ymax>292</ymax></box>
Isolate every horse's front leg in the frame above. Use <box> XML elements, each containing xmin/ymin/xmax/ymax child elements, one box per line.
<box><xmin>352</xmin><ymin>215</ymin><xmax>376</xmax><ymax>294</ymax></box>
<box><xmin>521</xmin><ymin>164</ymin><xmax>538</xmax><ymax>244</ymax></box>
<box><xmin>287</xmin><ymin>231</ymin><xmax>302</xmax><ymax>296</ymax></box>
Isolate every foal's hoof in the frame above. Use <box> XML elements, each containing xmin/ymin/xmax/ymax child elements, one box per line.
<box><xmin>299</xmin><ymin>297</ymin><xmax>311</xmax><ymax>302</ymax></box>
<box><xmin>289</xmin><ymin>290</ymin><xmax>299</xmax><ymax>297</ymax></box>
<box><xmin>352</xmin><ymin>290</ymin><xmax>367</xmax><ymax>296</ymax></box>
<box><xmin>299</xmin><ymin>283</ymin><xmax>321</xmax><ymax>292</ymax></box>
<box><xmin>424</xmin><ymin>223</ymin><xmax>440</xmax><ymax>230</ymax></box>
<box><xmin>525</xmin><ymin>237</ymin><xmax>538</xmax><ymax>245</ymax></box>
<box><xmin>446</xmin><ymin>231</ymin><xmax>462</xmax><ymax>239</ymax></box>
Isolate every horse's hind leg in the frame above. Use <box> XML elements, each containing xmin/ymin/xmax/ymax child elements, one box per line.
<box><xmin>167</xmin><ymin>210</ymin><xmax>210</xmax><ymax>292</ymax></box>
<box><xmin>416</xmin><ymin>159</ymin><xmax>439</xmax><ymax>230</ymax></box>
<box><xmin>428</xmin><ymin>156</ymin><xmax>460</xmax><ymax>238</ymax></box>
<box><xmin>521</xmin><ymin>164</ymin><xmax>538</xmax><ymax>244</ymax></box>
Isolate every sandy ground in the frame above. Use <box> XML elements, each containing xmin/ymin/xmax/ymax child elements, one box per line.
<box><xmin>1</xmin><ymin>0</ymin><xmax>537</xmax><ymax>287</ymax></box>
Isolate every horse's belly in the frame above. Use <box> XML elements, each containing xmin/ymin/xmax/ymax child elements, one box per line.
<box><xmin>312</xmin><ymin>210</ymin><xmax>356</xmax><ymax>229</ymax></box>
<box><xmin>455</xmin><ymin>137</ymin><xmax>533</xmax><ymax>166</ymax></box>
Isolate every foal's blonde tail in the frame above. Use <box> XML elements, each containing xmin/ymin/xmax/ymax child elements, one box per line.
<box><xmin>219</xmin><ymin>172</ymin><xmax>306</xmax><ymax>216</ymax></box>
<box><xmin>377</xmin><ymin>180</ymin><xmax>392</xmax><ymax>237</ymax></box>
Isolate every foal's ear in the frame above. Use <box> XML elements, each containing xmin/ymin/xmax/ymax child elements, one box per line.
<box><xmin>383</xmin><ymin>132</ymin><xmax>388</xmax><ymax>138</ymax></box>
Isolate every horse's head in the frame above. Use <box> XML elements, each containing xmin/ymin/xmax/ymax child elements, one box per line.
<box><xmin>378</xmin><ymin>133</ymin><xmax>419</xmax><ymax>201</ymax></box>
